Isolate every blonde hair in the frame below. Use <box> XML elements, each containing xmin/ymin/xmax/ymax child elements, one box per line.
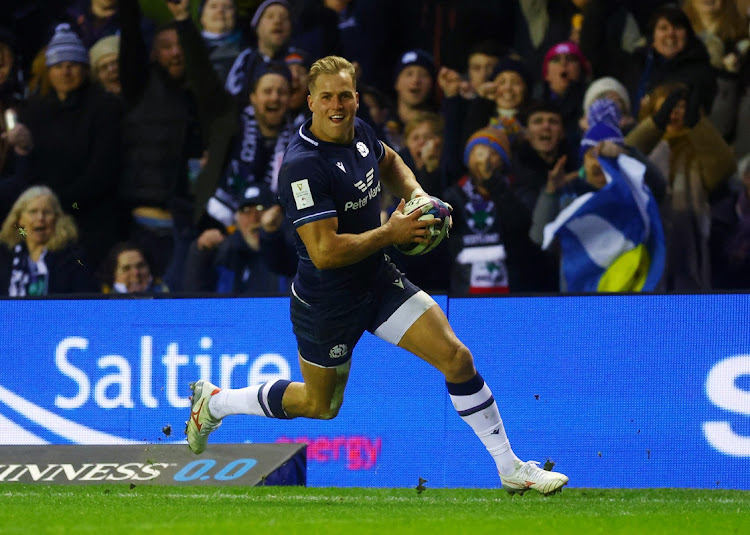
<box><xmin>404</xmin><ymin>111</ymin><xmax>444</xmax><ymax>139</ymax></box>
<box><xmin>683</xmin><ymin>0</ymin><xmax>748</xmax><ymax>43</ymax></box>
<box><xmin>308</xmin><ymin>55</ymin><xmax>356</xmax><ymax>94</ymax></box>
<box><xmin>0</xmin><ymin>186</ymin><xmax>78</xmax><ymax>251</ymax></box>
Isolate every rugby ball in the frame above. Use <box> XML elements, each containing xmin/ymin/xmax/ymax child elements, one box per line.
<box><xmin>394</xmin><ymin>196</ymin><xmax>452</xmax><ymax>256</ymax></box>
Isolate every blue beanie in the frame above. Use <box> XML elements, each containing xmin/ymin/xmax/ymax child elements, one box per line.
<box><xmin>45</xmin><ymin>24</ymin><xmax>88</xmax><ymax>67</ymax></box>
<box><xmin>251</xmin><ymin>0</ymin><xmax>290</xmax><ymax>30</ymax></box>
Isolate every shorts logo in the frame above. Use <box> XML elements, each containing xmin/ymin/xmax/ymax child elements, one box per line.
<box><xmin>329</xmin><ymin>344</ymin><xmax>348</xmax><ymax>359</ymax></box>
<box><xmin>356</xmin><ymin>142</ymin><xmax>369</xmax><ymax>158</ymax></box>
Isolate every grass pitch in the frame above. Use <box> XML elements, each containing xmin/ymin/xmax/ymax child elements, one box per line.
<box><xmin>0</xmin><ymin>485</ymin><xmax>748</xmax><ymax>534</ymax></box>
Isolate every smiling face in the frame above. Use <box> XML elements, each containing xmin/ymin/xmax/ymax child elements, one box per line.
<box><xmin>394</xmin><ymin>65</ymin><xmax>433</xmax><ymax>107</ymax></box>
<box><xmin>250</xmin><ymin>73</ymin><xmax>290</xmax><ymax>132</ymax></box>
<box><xmin>493</xmin><ymin>70</ymin><xmax>526</xmax><ymax>110</ymax></box>
<box><xmin>114</xmin><ymin>249</ymin><xmax>152</xmax><ymax>293</ymax></box>
<box><xmin>255</xmin><ymin>4</ymin><xmax>291</xmax><ymax>55</ymax></box>
<box><xmin>308</xmin><ymin>70</ymin><xmax>359</xmax><ymax>144</ymax></box>
<box><xmin>652</xmin><ymin>18</ymin><xmax>687</xmax><ymax>59</ymax></box>
<box><xmin>526</xmin><ymin>111</ymin><xmax>564</xmax><ymax>158</ymax></box>
<box><xmin>545</xmin><ymin>53</ymin><xmax>582</xmax><ymax>95</ymax></box>
<box><xmin>201</xmin><ymin>0</ymin><xmax>236</xmax><ymax>34</ymax></box>
<box><xmin>18</xmin><ymin>195</ymin><xmax>57</xmax><ymax>248</ymax></box>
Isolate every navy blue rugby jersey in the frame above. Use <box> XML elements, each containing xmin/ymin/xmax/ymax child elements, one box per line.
<box><xmin>278</xmin><ymin>117</ymin><xmax>387</xmax><ymax>301</ymax></box>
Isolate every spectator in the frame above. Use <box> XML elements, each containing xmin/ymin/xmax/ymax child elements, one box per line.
<box><xmin>443</xmin><ymin>127</ymin><xmax>540</xmax><ymax>294</ymax></box>
<box><xmin>183</xmin><ymin>183</ymin><xmax>295</xmax><ymax>294</ymax></box>
<box><xmin>283</xmin><ymin>46</ymin><xmax>311</xmax><ymax>125</ymax></box>
<box><xmin>0</xmin><ymin>185</ymin><xmax>96</xmax><ymax>295</ymax></box>
<box><xmin>99</xmin><ymin>241</ymin><xmax>169</xmax><ymax>293</ymax></box>
<box><xmin>384</xmin><ymin>49</ymin><xmax>437</xmax><ymax>151</ymax></box>
<box><xmin>625</xmin><ymin>83</ymin><xmax>735</xmax><ymax>290</ymax></box>
<box><xmin>530</xmin><ymin>99</ymin><xmax>666</xmax><ymax>291</ymax></box>
<box><xmin>512</xmin><ymin>100</ymin><xmax>573</xmax><ymax>213</ymax></box>
<box><xmin>89</xmin><ymin>34</ymin><xmax>121</xmax><ymax>95</ymax></box>
<box><xmin>460</xmin><ymin>53</ymin><xmax>535</xmax><ymax>150</ymax></box>
<box><xmin>512</xmin><ymin>0</ymin><xmax>578</xmax><ymax>77</ymax></box>
<box><xmin>118</xmin><ymin>0</ymin><xmax>204</xmax><ymax>291</ymax></box>
<box><xmin>0</xmin><ymin>27</ymin><xmax>30</xmax><ymax>222</ymax></box>
<box><xmin>199</xmin><ymin>0</ymin><xmax>246</xmax><ymax>82</ymax></box>
<box><xmin>580</xmin><ymin>76</ymin><xmax>635</xmax><ymax>134</ymax></box>
<box><xmin>66</xmin><ymin>0</ymin><xmax>121</xmax><ymax>48</ymax></box>
<box><xmin>683</xmin><ymin>0</ymin><xmax>750</xmax><ymax>141</ymax></box>
<box><xmin>21</xmin><ymin>23</ymin><xmax>122</xmax><ymax>273</ymax></box>
<box><xmin>710</xmin><ymin>154</ymin><xmax>750</xmax><ymax>290</ymax></box>
<box><xmin>540</xmin><ymin>41</ymin><xmax>591</xmax><ymax>163</ymax></box>
<box><xmin>580</xmin><ymin>3</ymin><xmax>716</xmax><ymax>119</ymax></box>
<box><xmin>225</xmin><ymin>0</ymin><xmax>292</xmax><ymax>100</ymax></box>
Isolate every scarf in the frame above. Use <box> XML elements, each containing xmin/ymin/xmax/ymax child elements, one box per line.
<box><xmin>209</xmin><ymin>107</ymin><xmax>293</xmax><ymax>227</ymax></box>
<box><xmin>8</xmin><ymin>242</ymin><xmax>49</xmax><ymax>296</ymax></box>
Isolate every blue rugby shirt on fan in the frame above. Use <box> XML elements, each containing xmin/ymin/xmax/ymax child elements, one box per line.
<box><xmin>278</xmin><ymin>117</ymin><xmax>387</xmax><ymax>301</ymax></box>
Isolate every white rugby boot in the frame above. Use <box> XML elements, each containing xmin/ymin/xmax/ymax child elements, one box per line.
<box><xmin>185</xmin><ymin>380</ymin><xmax>222</xmax><ymax>454</ymax></box>
<box><xmin>500</xmin><ymin>460</ymin><xmax>569</xmax><ymax>496</ymax></box>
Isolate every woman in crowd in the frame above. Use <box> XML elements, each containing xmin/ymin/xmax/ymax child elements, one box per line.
<box><xmin>0</xmin><ymin>186</ymin><xmax>96</xmax><ymax>295</ymax></box>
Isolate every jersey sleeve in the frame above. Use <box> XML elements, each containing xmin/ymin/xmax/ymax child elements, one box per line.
<box><xmin>278</xmin><ymin>155</ymin><xmax>338</xmax><ymax>229</ymax></box>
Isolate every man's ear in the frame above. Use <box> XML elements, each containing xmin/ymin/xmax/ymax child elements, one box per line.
<box><xmin>307</xmin><ymin>93</ymin><xmax>313</xmax><ymax>112</ymax></box>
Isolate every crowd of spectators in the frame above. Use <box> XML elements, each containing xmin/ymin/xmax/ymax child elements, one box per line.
<box><xmin>1</xmin><ymin>0</ymin><xmax>749</xmax><ymax>297</ymax></box>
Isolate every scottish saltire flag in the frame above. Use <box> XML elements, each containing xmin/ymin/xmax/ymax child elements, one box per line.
<box><xmin>542</xmin><ymin>154</ymin><xmax>665</xmax><ymax>292</ymax></box>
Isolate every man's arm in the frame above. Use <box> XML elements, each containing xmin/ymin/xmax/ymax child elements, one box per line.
<box><xmin>379</xmin><ymin>143</ymin><xmax>426</xmax><ymax>200</ymax></box>
<box><xmin>295</xmin><ymin>202</ymin><xmax>432</xmax><ymax>270</ymax></box>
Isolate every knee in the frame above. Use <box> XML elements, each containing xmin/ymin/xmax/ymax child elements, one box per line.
<box><xmin>442</xmin><ymin>343</ymin><xmax>476</xmax><ymax>383</ymax></box>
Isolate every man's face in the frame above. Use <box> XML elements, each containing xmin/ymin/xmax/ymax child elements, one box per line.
<box><xmin>0</xmin><ymin>43</ymin><xmax>13</xmax><ymax>86</ymax></box>
<box><xmin>114</xmin><ymin>249</ymin><xmax>151</xmax><ymax>292</ymax></box>
<box><xmin>256</xmin><ymin>5</ymin><xmax>291</xmax><ymax>54</ymax></box>
<box><xmin>494</xmin><ymin>71</ymin><xmax>526</xmax><ymax>110</ymax></box>
<box><xmin>652</xmin><ymin>18</ymin><xmax>687</xmax><ymax>59</ymax></box>
<box><xmin>545</xmin><ymin>53</ymin><xmax>582</xmax><ymax>95</ymax></box>
<box><xmin>394</xmin><ymin>65</ymin><xmax>433</xmax><ymax>108</ymax></box>
<box><xmin>153</xmin><ymin>29</ymin><xmax>184</xmax><ymax>79</ymax></box>
<box><xmin>48</xmin><ymin>61</ymin><xmax>86</xmax><ymax>96</ymax></box>
<box><xmin>468</xmin><ymin>144</ymin><xmax>503</xmax><ymax>181</ymax></box>
<box><xmin>526</xmin><ymin>111</ymin><xmax>564</xmax><ymax>156</ymax></box>
<box><xmin>94</xmin><ymin>52</ymin><xmax>120</xmax><ymax>94</ymax></box>
<box><xmin>308</xmin><ymin>70</ymin><xmax>359</xmax><ymax>143</ymax></box>
<box><xmin>287</xmin><ymin>63</ymin><xmax>309</xmax><ymax>111</ymax></box>
<box><xmin>467</xmin><ymin>52</ymin><xmax>498</xmax><ymax>91</ymax></box>
<box><xmin>250</xmin><ymin>73</ymin><xmax>290</xmax><ymax>130</ymax></box>
<box><xmin>201</xmin><ymin>0</ymin><xmax>236</xmax><ymax>34</ymax></box>
<box><xmin>235</xmin><ymin>204</ymin><xmax>265</xmax><ymax>246</ymax></box>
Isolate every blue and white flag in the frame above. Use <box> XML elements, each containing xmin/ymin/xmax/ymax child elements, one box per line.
<box><xmin>542</xmin><ymin>154</ymin><xmax>665</xmax><ymax>292</ymax></box>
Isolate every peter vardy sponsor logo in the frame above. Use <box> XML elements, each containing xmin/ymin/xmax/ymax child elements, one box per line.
<box><xmin>0</xmin><ymin>335</ymin><xmax>293</xmax><ymax>444</ymax></box>
<box><xmin>344</xmin><ymin>181</ymin><xmax>381</xmax><ymax>212</ymax></box>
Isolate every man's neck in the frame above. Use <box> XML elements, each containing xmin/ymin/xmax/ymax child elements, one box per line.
<box><xmin>257</xmin><ymin>42</ymin><xmax>279</xmax><ymax>60</ymax></box>
<box><xmin>397</xmin><ymin>101</ymin><xmax>420</xmax><ymax>125</ymax></box>
<box><xmin>258</xmin><ymin>121</ymin><xmax>280</xmax><ymax>139</ymax></box>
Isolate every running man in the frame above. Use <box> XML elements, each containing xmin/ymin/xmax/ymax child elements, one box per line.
<box><xmin>185</xmin><ymin>55</ymin><xmax>569</xmax><ymax>496</ymax></box>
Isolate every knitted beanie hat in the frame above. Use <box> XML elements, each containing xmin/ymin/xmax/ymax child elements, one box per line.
<box><xmin>542</xmin><ymin>41</ymin><xmax>589</xmax><ymax>79</ymax></box>
<box><xmin>250</xmin><ymin>0</ymin><xmax>290</xmax><ymax>30</ymax></box>
<box><xmin>46</xmin><ymin>23</ymin><xmax>88</xmax><ymax>67</ymax></box>
<box><xmin>464</xmin><ymin>127</ymin><xmax>512</xmax><ymax>169</ymax></box>
<box><xmin>89</xmin><ymin>35</ymin><xmax>120</xmax><ymax>70</ymax></box>
<box><xmin>394</xmin><ymin>49</ymin><xmax>436</xmax><ymax>82</ymax></box>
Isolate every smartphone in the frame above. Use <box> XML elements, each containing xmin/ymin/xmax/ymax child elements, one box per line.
<box><xmin>4</xmin><ymin>109</ymin><xmax>16</xmax><ymax>131</ymax></box>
